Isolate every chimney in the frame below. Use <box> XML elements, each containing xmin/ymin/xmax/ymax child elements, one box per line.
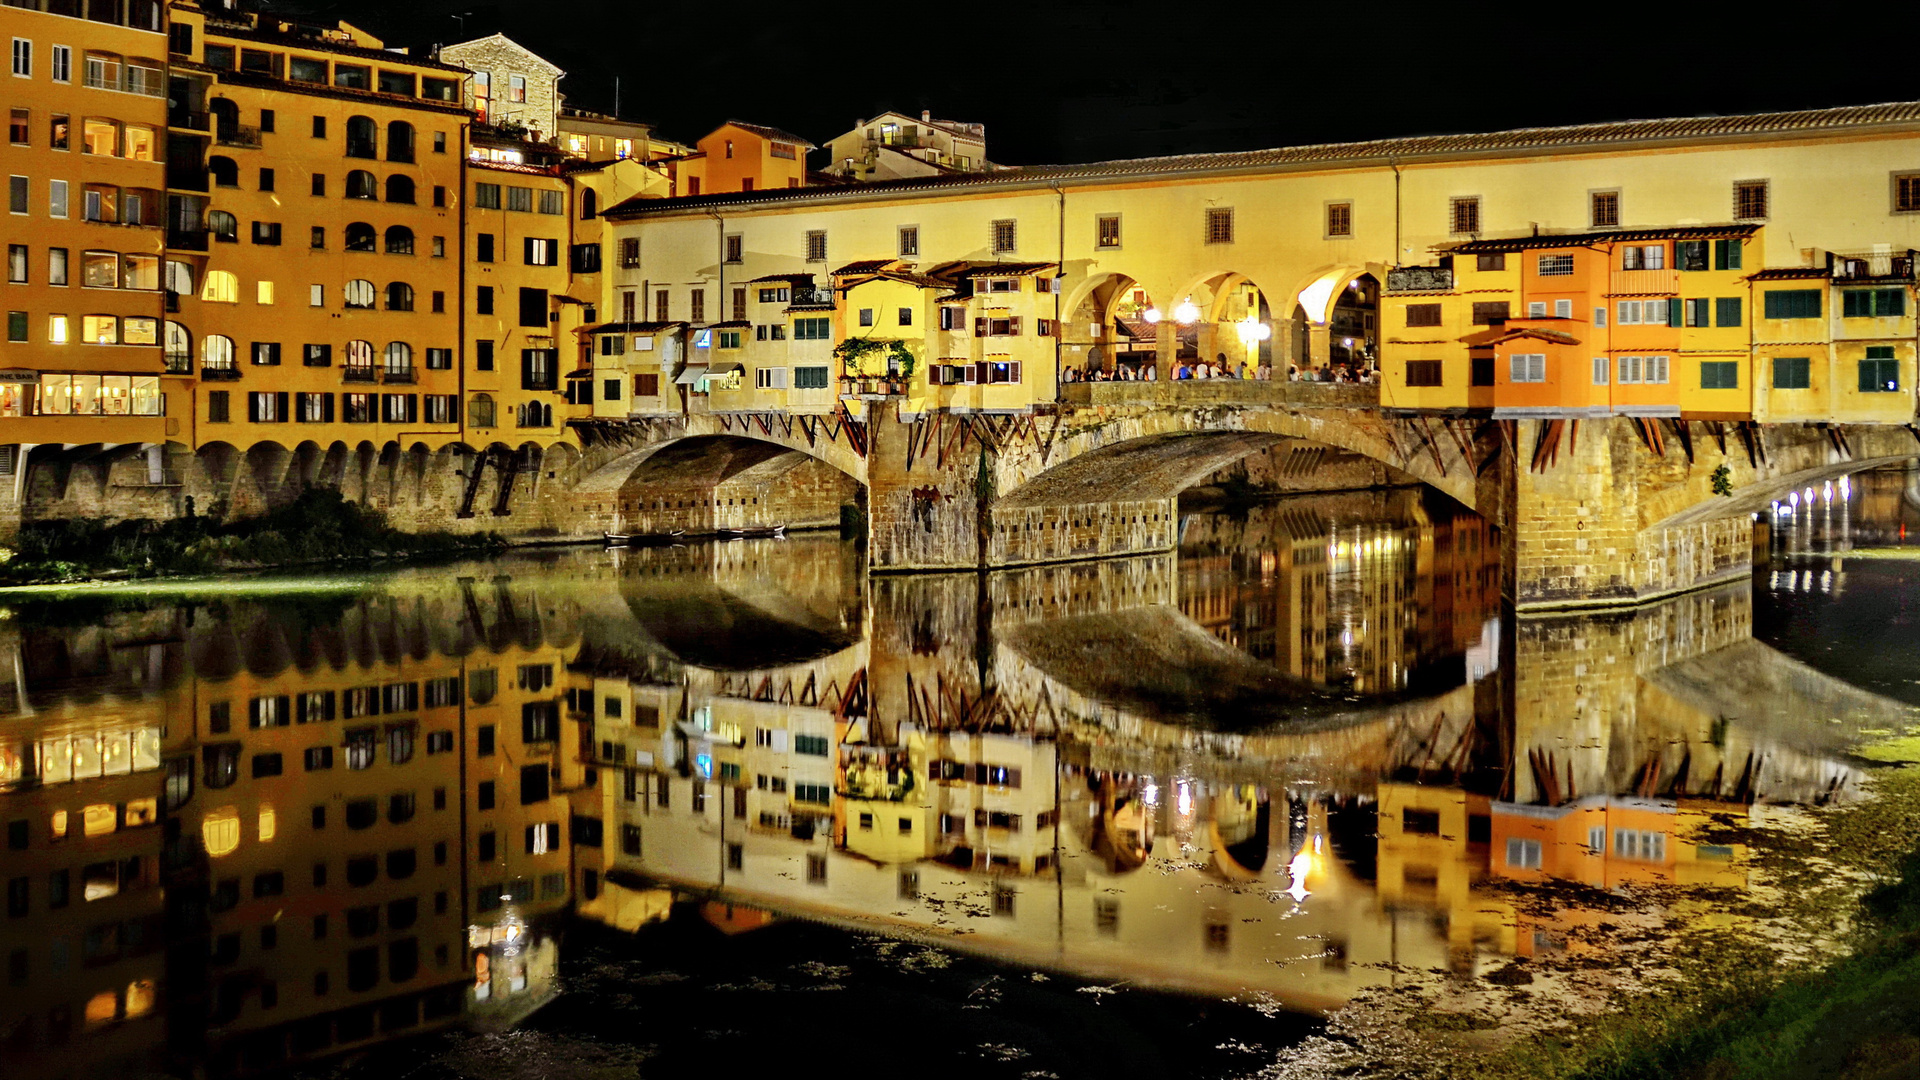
<box><xmin>921</xmin><ymin>109</ymin><xmax>931</xmax><ymax>122</ymax></box>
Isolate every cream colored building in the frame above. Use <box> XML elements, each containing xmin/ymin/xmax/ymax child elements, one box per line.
<box><xmin>823</xmin><ymin>110</ymin><xmax>991</xmax><ymax>182</ymax></box>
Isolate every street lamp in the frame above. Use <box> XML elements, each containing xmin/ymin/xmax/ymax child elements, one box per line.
<box><xmin>1173</xmin><ymin>297</ymin><xmax>1201</xmax><ymax>325</ymax></box>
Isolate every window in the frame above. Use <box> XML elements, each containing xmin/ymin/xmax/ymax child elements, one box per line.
<box><xmin>8</xmin><ymin>174</ymin><xmax>24</xmax><ymax>214</ymax></box>
<box><xmin>252</xmin><ymin>342</ymin><xmax>281</xmax><ymax>366</ymax></box>
<box><xmin>1506</xmin><ymin>838</ymin><xmax>1542</xmax><ymax>869</ymax></box>
<box><xmin>1204</xmin><ymin>207</ymin><xmax>1234</xmax><ymax>244</ymax></box>
<box><xmin>1896</xmin><ymin>172</ymin><xmax>1920</xmax><ymax>214</ymax></box>
<box><xmin>1701</xmin><ymin>361</ymin><xmax>1739</xmax><ymax>389</ymax></box>
<box><xmin>519</xmin><ymin>287</ymin><xmax>548</xmax><ymax>328</ymax></box>
<box><xmin>476</xmin><ymin>285</ymin><xmax>494</xmax><ymax>315</ymax></box>
<box><xmin>805</xmin><ymin>230</ymin><xmax>827</xmax><ymax>262</ymax></box>
<box><xmin>1470</xmin><ymin>301</ymin><xmax>1509</xmax><ymax>325</ymax></box>
<box><xmin>1592</xmin><ymin>356</ymin><xmax>1610</xmax><ymax>384</ymax></box>
<box><xmin>1325</xmin><ymin>201</ymin><xmax>1352</xmax><ymax>237</ymax></box>
<box><xmin>1449</xmin><ymin>196</ymin><xmax>1480</xmax><ymax>235</ymax></box>
<box><xmin>474</xmin><ymin>182</ymin><xmax>500</xmax><ymax>209</ymax></box>
<box><xmin>8</xmin><ymin>109</ymin><xmax>24</xmax><ymax>146</ymax></box>
<box><xmin>1713</xmin><ymin>239</ymin><xmax>1742</xmax><ymax>271</ymax></box>
<box><xmin>251</xmin><ymin>221</ymin><xmax>281</xmax><ymax>246</ymax></box>
<box><xmin>1536</xmin><ymin>254</ymin><xmax>1574</xmax><ymax>276</ymax></box>
<box><xmin>507</xmin><ymin>186</ymin><xmax>532</xmax><ymax>212</ymax></box>
<box><xmin>1861</xmin><ymin>346</ymin><xmax>1901</xmax><ymax>392</ymax></box>
<box><xmin>1475</xmin><ymin>252</ymin><xmax>1505</xmax><ymax>272</ymax></box>
<box><xmin>51</xmin><ymin>44</ymin><xmax>68</xmax><ymax>83</ymax></box>
<box><xmin>1404</xmin><ymin>303</ymin><xmax>1442</xmax><ymax>327</ymax></box>
<box><xmin>689</xmin><ymin>289</ymin><xmax>705</xmax><ymax>324</ymax></box>
<box><xmin>1685</xmin><ymin>297</ymin><xmax>1710</xmax><ymax>327</ymax></box>
<box><xmin>1764</xmin><ymin>290</ymin><xmax>1822</xmax><ymax>320</ymax></box>
<box><xmin>1590</xmin><ymin>189</ymin><xmax>1619</xmax><ymax>227</ymax></box>
<box><xmin>11</xmin><ymin>38</ymin><xmax>29</xmax><ymax>77</ymax></box>
<box><xmin>1773</xmin><ymin>356</ymin><xmax>1811</xmax><ymax>389</ymax></box>
<box><xmin>1733</xmin><ymin>180</ymin><xmax>1768</xmax><ymax>221</ymax></box>
<box><xmin>1405</xmin><ymin>360</ymin><xmax>1442</xmax><ymax>386</ymax></box>
<box><xmin>1676</xmin><ymin>240</ymin><xmax>1710</xmax><ymax>272</ymax></box>
<box><xmin>794</xmin><ymin>317</ymin><xmax>831</xmax><ymax>340</ymax></box>
<box><xmin>1621</xmin><ymin>244</ymin><xmax>1665</xmax><ymax>270</ymax></box>
<box><xmin>1615</xmin><ymin>355</ymin><xmax>1670</xmax><ymax>384</ymax></box>
<box><xmin>524</xmin><ymin>237</ymin><xmax>558</xmax><ymax>266</ymax></box>
<box><xmin>989</xmin><ymin>218</ymin><xmax>1018</xmax><ymax>253</ymax></box>
<box><xmin>538</xmin><ymin>189</ymin><xmax>563</xmax><ymax>215</ymax></box>
<box><xmin>1844</xmin><ymin>288</ymin><xmax>1905</xmax><ymax>318</ymax></box>
<box><xmin>1509</xmin><ymin>354</ymin><xmax>1545</xmax><ymax>383</ymax></box>
<box><xmin>4</xmin><ymin>245</ymin><xmax>21</xmax><ymax>283</ymax></box>
<box><xmin>619</xmin><ymin>238</ymin><xmax>640</xmax><ymax>267</ymax></box>
<box><xmin>385</xmin><ymin>175</ymin><xmax>414</xmax><ymax>204</ymax></box>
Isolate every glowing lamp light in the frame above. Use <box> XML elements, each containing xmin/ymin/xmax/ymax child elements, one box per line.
<box><xmin>1142</xmin><ymin>307</ymin><xmax>1162</xmax><ymax>324</ymax></box>
<box><xmin>1790</xmin><ymin>491</ymin><xmax>1799</xmax><ymax>506</ymax></box>
<box><xmin>1824</xmin><ymin>481</ymin><xmax>1834</xmax><ymax>500</ymax></box>
<box><xmin>1173</xmin><ymin>298</ymin><xmax>1201</xmax><ymax>325</ymax></box>
<box><xmin>1841</xmin><ymin>476</ymin><xmax>1853</xmax><ymax>496</ymax></box>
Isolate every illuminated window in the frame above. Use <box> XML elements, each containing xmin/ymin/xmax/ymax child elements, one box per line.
<box><xmin>50</xmin><ymin>809</ymin><xmax>67</xmax><ymax>839</ymax></box>
<box><xmin>202</xmin><ymin>807</ymin><xmax>241</xmax><ymax>857</ymax></box>
<box><xmin>123</xmin><ymin>797</ymin><xmax>156</xmax><ymax>828</ymax></box>
<box><xmin>124</xmin><ymin>980</ymin><xmax>155</xmax><ymax>1018</ymax></box>
<box><xmin>82</xmin><ymin>803</ymin><xmax>117</xmax><ymax>837</ymax></box>
<box><xmin>84</xmin><ymin>989</ymin><xmax>120</xmax><ymax>1026</ymax></box>
<box><xmin>258</xmin><ymin>806</ymin><xmax>276</xmax><ymax>842</ymax></box>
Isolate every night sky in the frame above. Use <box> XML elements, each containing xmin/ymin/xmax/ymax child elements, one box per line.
<box><xmin>281</xmin><ymin>0</ymin><xmax>1918</xmax><ymax>166</ymax></box>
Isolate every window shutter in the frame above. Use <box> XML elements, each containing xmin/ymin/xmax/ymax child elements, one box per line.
<box><xmin>927</xmin><ymin>365</ymin><xmax>942</xmax><ymax>386</ymax></box>
<box><xmin>1008</xmin><ymin>316</ymin><xmax>1022</xmax><ymax>336</ymax></box>
<box><xmin>247</xmin><ymin>393</ymin><xmax>259</xmax><ymax>422</ymax></box>
<box><xmin>276</xmin><ymin>392</ymin><xmax>288</xmax><ymax>420</ymax></box>
<box><xmin>323</xmin><ymin>394</ymin><xmax>335</xmax><ymax>422</ymax></box>
<box><xmin>1009</xmin><ymin>361</ymin><xmax>1022</xmax><ymax>383</ymax></box>
<box><xmin>1860</xmin><ymin>360</ymin><xmax>1878</xmax><ymax>393</ymax></box>
<box><xmin>974</xmin><ymin>317</ymin><xmax>986</xmax><ymax>337</ymax></box>
<box><xmin>1593</xmin><ymin>357</ymin><xmax>1608</xmax><ymax>384</ymax></box>
<box><xmin>1653</xmin><ymin>356</ymin><xmax>1668</xmax><ymax>383</ymax></box>
<box><xmin>1667</xmin><ymin>300</ymin><xmax>1682</xmax><ymax>328</ymax></box>
<box><xmin>963</xmin><ymin>363</ymin><xmax>978</xmax><ymax>384</ymax></box>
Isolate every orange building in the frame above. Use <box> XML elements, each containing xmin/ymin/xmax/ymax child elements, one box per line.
<box><xmin>669</xmin><ymin>121</ymin><xmax>814</xmax><ymax>197</ymax></box>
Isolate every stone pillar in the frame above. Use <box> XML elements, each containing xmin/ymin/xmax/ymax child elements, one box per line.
<box><xmin>1155</xmin><ymin>322</ymin><xmax>1176</xmax><ymax>380</ymax></box>
<box><xmin>866</xmin><ymin>399</ymin><xmax>990</xmax><ymax>571</ymax></box>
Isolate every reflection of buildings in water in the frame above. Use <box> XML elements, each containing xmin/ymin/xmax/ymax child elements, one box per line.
<box><xmin>1768</xmin><ymin>464</ymin><xmax>1920</xmax><ymax>560</ymax></box>
<box><xmin>0</xmin><ymin>592</ymin><xmax>583</xmax><ymax>1076</ymax></box>
<box><xmin>0</xmin><ymin>537</ymin><xmax>1904</xmax><ymax>1071</ymax></box>
<box><xmin>1177</xmin><ymin>492</ymin><xmax>1497</xmax><ymax>693</ymax></box>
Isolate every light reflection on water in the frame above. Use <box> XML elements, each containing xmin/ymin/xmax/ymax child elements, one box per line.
<box><xmin>0</xmin><ymin>484</ymin><xmax>1912</xmax><ymax>1079</ymax></box>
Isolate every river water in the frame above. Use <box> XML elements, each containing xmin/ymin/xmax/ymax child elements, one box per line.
<box><xmin>4</xmin><ymin>469</ymin><xmax>1918</xmax><ymax>1080</ymax></box>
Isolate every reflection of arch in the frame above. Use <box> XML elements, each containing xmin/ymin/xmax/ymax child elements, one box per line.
<box><xmin>1079</xmin><ymin>772</ymin><xmax>1153</xmax><ymax>874</ymax></box>
<box><xmin>1211</xmin><ymin>793</ymin><xmax>1270</xmax><ymax>878</ymax></box>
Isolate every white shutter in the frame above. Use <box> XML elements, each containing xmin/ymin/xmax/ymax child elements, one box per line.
<box><xmin>1594</xmin><ymin>307</ymin><xmax>1607</xmax><ymax>327</ymax></box>
<box><xmin>1555</xmin><ymin>299</ymin><xmax>1573</xmax><ymax>318</ymax></box>
<box><xmin>1651</xmin><ymin>355</ymin><xmax>1669</xmax><ymax>384</ymax></box>
<box><xmin>1646</xmin><ymin>299</ymin><xmax>1668</xmax><ymax>324</ymax></box>
<box><xmin>1528</xmin><ymin>301</ymin><xmax>1546</xmax><ymax>318</ymax></box>
<box><xmin>771</xmin><ymin>730</ymin><xmax>789</xmax><ymax>753</ymax></box>
<box><xmin>1528</xmin><ymin>354</ymin><xmax>1545</xmax><ymax>382</ymax></box>
<box><xmin>963</xmin><ymin>364</ymin><xmax>979</xmax><ymax>384</ymax></box>
<box><xmin>1509</xmin><ymin>355</ymin><xmax>1527</xmax><ymax>383</ymax></box>
<box><xmin>1616</xmin><ymin>301</ymin><xmax>1637</xmax><ymax>325</ymax></box>
<box><xmin>1592</xmin><ymin>357</ymin><xmax>1609</xmax><ymax>384</ymax></box>
<box><xmin>1009</xmin><ymin>361</ymin><xmax>1022</xmax><ymax>383</ymax></box>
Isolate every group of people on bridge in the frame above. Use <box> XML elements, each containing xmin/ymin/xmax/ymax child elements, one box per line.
<box><xmin>1063</xmin><ymin>355</ymin><xmax>1381</xmax><ymax>384</ymax></box>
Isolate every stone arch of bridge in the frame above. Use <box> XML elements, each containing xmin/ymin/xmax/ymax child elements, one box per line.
<box><xmin>574</xmin><ymin>424</ymin><xmax>868</xmax><ymax>496</ymax></box>
<box><xmin>994</xmin><ymin>408</ymin><xmax>1473</xmax><ymax>513</ymax></box>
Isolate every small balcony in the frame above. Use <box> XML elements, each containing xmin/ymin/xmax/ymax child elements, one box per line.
<box><xmin>169</xmin><ymin>108</ymin><xmax>210</xmax><ymax>132</ymax></box>
<box><xmin>1609</xmin><ymin>267</ymin><xmax>1679</xmax><ymax>296</ymax></box>
<box><xmin>381</xmin><ymin>368</ymin><xmax>416</xmax><ymax>385</ymax></box>
<box><xmin>1831</xmin><ymin>250</ymin><xmax>1918</xmax><ymax>283</ymax></box>
<box><xmin>215</xmin><ymin>125</ymin><xmax>262</xmax><ymax>149</ymax></box>
<box><xmin>343</xmin><ymin>367</ymin><xmax>378</xmax><ymax>384</ymax></box>
<box><xmin>840</xmin><ymin>374</ymin><xmax>906</xmax><ymax>397</ymax></box>
<box><xmin>164</xmin><ymin>353</ymin><xmax>193</xmax><ymax>375</ymax></box>
<box><xmin>200</xmin><ymin>365</ymin><xmax>240</xmax><ymax>381</ymax></box>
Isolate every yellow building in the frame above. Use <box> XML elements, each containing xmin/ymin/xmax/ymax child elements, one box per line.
<box><xmin>669</xmin><ymin>121</ymin><xmax>813</xmax><ymax>197</ymax></box>
<box><xmin>1</xmin><ymin>0</ymin><xmax>173</xmax><ymax>463</ymax></box>
<box><xmin>163</xmin><ymin>3</ymin><xmax>469</xmax><ymax>464</ymax></box>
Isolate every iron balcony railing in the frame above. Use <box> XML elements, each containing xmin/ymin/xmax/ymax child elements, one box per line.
<box><xmin>1831</xmin><ymin>250</ymin><xmax>1918</xmax><ymax>282</ymax></box>
<box><xmin>342</xmin><ymin>366</ymin><xmax>378</xmax><ymax>383</ymax></box>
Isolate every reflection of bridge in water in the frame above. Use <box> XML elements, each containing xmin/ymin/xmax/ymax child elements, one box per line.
<box><xmin>1</xmin><ymin>533</ymin><xmax>1913</xmax><ymax>1076</ymax></box>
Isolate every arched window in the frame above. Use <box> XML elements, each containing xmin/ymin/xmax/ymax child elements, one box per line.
<box><xmin>383</xmin><ymin>225</ymin><xmax>414</xmax><ymax>255</ymax></box>
<box><xmin>164</xmin><ymin>260</ymin><xmax>195</xmax><ymax>297</ymax></box>
<box><xmin>209</xmin><ymin>98</ymin><xmax>239</xmax><ymax>140</ymax></box>
<box><xmin>200</xmin><ymin>270</ymin><xmax>238</xmax><ymax>303</ymax></box>
<box><xmin>580</xmin><ymin>188</ymin><xmax>597</xmax><ymax>219</ymax></box>
<box><xmin>516</xmin><ymin>401</ymin><xmax>551</xmax><ymax>428</ymax></box>
<box><xmin>469</xmin><ymin>393</ymin><xmax>496</xmax><ymax>428</ymax></box>
<box><xmin>345</xmin><ymin>170</ymin><xmax>376</xmax><ymax>199</ymax></box>
<box><xmin>344</xmin><ymin>222</ymin><xmax>376</xmax><ymax>252</ymax></box>
<box><xmin>384</xmin><ymin>175</ymin><xmax>415</xmax><ymax>204</ymax></box>
<box><xmin>383</xmin><ymin>341</ymin><xmax>412</xmax><ymax>376</ymax></box>
<box><xmin>384</xmin><ymin>282</ymin><xmax>414</xmax><ymax>311</ymax></box>
<box><xmin>386</xmin><ymin>120</ymin><xmax>415</xmax><ymax>163</ymax></box>
<box><xmin>207</xmin><ymin>210</ymin><xmax>237</xmax><ymax>242</ymax></box>
<box><xmin>208</xmin><ymin>155</ymin><xmax>239</xmax><ymax>187</ymax></box>
<box><xmin>342</xmin><ymin>280</ymin><xmax>375</xmax><ymax>309</ymax></box>
<box><xmin>202</xmin><ymin>334</ymin><xmax>235</xmax><ymax>370</ymax></box>
<box><xmin>164</xmin><ymin>320</ymin><xmax>191</xmax><ymax>371</ymax></box>
<box><xmin>345</xmin><ymin>340</ymin><xmax>374</xmax><ymax>372</ymax></box>
<box><xmin>345</xmin><ymin>115</ymin><xmax>376</xmax><ymax>159</ymax></box>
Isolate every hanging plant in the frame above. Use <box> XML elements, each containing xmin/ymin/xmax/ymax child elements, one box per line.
<box><xmin>1711</xmin><ymin>463</ymin><xmax>1734</xmax><ymax>497</ymax></box>
<box><xmin>833</xmin><ymin>337</ymin><xmax>916</xmax><ymax>377</ymax></box>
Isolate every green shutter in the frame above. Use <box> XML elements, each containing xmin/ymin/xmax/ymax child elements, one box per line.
<box><xmin>1668</xmin><ymin>299</ymin><xmax>1683</xmax><ymax>327</ymax></box>
<box><xmin>1716</xmin><ymin>297</ymin><xmax>1742</xmax><ymax>327</ymax></box>
<box><xmin>1860</xmin><ymin>360</ymin><xmax>1880</xmax><ymax>392</ymax></box>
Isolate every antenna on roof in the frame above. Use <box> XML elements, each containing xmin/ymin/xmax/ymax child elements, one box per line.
<box><xmin>450</xmin><ymin>11</ymin><xmax>471</xmax><ymax>36</ymax></box>
<box><xmin>614</xmin><ymin>77</ymin><xmax>620</xmax><ymax>119</ymax></box>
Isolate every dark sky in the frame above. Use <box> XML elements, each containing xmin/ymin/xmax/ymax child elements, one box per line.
<box><xmin>282</xmin><ymin>0</ymin><xmax>1920</xmax><ymax>166</ymax></box>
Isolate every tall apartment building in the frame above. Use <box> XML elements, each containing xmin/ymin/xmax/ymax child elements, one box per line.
<box><xmin>162</xmin><ymin>4</ymin><xmax>469</xmax><ymax>475</ymax></box>
<box><xmin>2</xmin><ymin>0</ymin><xmax>174</xmax><ymax>480</ymax></box>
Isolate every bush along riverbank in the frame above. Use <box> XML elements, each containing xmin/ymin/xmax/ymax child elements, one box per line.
<box><xmin>0</xmin><ymin>491</ymin><xmax>508</xmax><ymax>586</ymax></box>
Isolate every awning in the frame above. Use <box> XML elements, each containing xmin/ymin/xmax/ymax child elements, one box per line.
<box><xmin>565</xmin><ymin>369</ymin><xmax>595</xmax><ymax>379</ymax></box>
<box><xmin>674</xmin><ymin>365</ymin><xmax>708</xmax><ymax>385</ymax></box>
<box><xmin>708</xmin><ymin>363</ymin><xmax>744</xmax><ymax>376</ymax></box>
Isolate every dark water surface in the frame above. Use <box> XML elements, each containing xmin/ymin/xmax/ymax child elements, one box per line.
<box><xmin>4</xmin><ymin>476</ymin><xmax>1916</xmax><ymax>1080</ymax></box>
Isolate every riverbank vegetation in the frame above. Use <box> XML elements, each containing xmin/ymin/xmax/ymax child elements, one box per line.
<box><xmin>0</xmin><ymin>491</ymin><xmax>506</xmax><ymax>585</ymax></box>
